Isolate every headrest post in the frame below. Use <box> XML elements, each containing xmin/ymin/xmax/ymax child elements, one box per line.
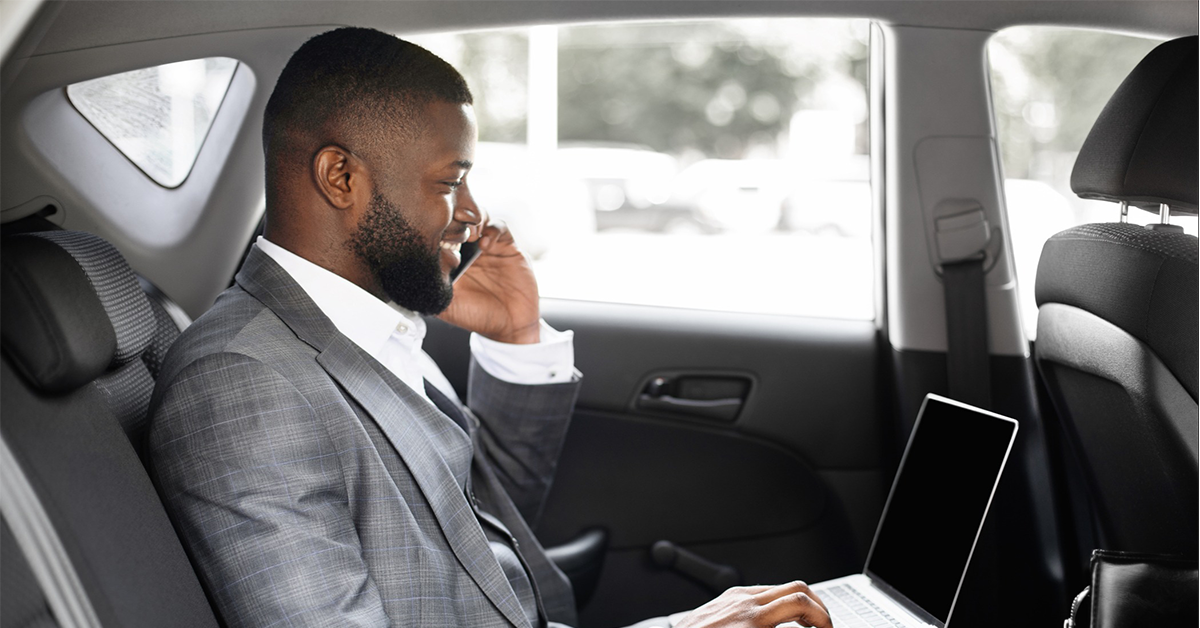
<box><xmin>1119</xmin><ymin>201</ymin><xmax>1129</xmax><ymax>223</ymax></box>
<box><xmin>1158</xmin><ymin>203</ymin><xmax>1171</xmax><ymax>224</ymax></box>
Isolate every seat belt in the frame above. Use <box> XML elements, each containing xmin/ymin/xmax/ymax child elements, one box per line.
<box><xmin>943</xmin><ymin>257</ymin><xmax>991</xmax><ymax>408</ymax></box>
<box><xmin>935</xmin><ymin>204</ymin><xmax>993</xmax><ymax>409</ymax></box>
<box><xmin>935</xmin><ymin>203</ymin><xmax>999</xmax><ymax>626</ymax></box>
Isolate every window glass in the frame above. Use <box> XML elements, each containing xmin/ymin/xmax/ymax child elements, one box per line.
<box><xmin>66</xmin><ymin>57</ymin><xmax>239</xmax><ymax>188</ymax></box>
<box><xmin>409</xmin><ymin>19</ymin><xmax>874</xmax><ymax>320</ymax></box>
<box><xmin>989</xmin><ymin>28</ymin><xmax>1194</xmax><ymax>338</ymax></box>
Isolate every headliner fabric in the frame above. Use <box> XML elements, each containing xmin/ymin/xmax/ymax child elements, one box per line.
<box><xmin>1035</xmin><ymin>223</ymin><xmax>1198</xmax><ymax>400</ymax></box>
<box><xmin>1071</xmin><ymin>36</ymin><xmax>1198</xmax><ymax>213</ymax></box>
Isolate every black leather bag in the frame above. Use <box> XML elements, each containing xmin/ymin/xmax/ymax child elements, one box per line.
<box><xmin>1064</xmin><ymin>550</ymin><xmax>1198</xmax><ymax>628</ymax></box>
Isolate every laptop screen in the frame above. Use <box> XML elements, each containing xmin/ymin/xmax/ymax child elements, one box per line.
<box><xmin>864</xmin><ymin>395</ymin><xmax>1017</xmax><ymax>624</ymax></box>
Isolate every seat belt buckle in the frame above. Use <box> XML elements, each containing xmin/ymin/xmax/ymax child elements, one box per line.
<box><xmin>934</xmin><ymin>202</ymin><xmax>991</xmax><ymax>264</ymax></box>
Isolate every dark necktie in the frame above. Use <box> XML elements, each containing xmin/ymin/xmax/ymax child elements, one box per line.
<box><xmin>421</xmin><ymin>379</ymin><xmax>544</xmax><ymax>626</ymax></box>
<box><xmin>423</xmin><ymin>379</ymin><xmax>470</xmax><ymax>433</ymax></box>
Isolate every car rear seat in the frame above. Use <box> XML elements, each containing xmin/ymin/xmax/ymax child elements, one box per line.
<box><xmin>0</xmin><ymin>230</ymin><xmax>219</xmax><ymax>628</ymax></box>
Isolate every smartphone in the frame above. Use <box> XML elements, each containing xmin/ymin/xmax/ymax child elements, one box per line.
<box><xmin>450</xmin><ymin>240</ymin><xmax>482</xmax><ymax>284</ymax></box>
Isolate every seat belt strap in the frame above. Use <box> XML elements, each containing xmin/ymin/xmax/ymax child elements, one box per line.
<box><xmin>943</xmin><ymin>257</ymin><xmax>991</xmax><ymax>409</ymax></box>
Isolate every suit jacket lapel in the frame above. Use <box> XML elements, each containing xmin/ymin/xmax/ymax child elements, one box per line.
<box><xmin>236</xmin><ymin>247</ymin><xmax>532</xmax><ymax>628</ymax></box>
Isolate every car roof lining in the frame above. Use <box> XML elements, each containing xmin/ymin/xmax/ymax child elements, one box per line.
<box><xmin>12</xmin><ymin>0</ymin><xmax>1196</xmax><ymax>61</ymax></box>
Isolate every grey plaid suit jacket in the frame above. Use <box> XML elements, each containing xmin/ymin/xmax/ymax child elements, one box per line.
<box><xmin>148</xmin><ymin>247</ymin><xmax>580</xmax><ymax>627</ymax></box>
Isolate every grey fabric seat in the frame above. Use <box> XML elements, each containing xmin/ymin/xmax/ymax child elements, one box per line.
<box><xmin>1033</xmin><ymin>36</ymin><xmax>1198</xmax><ymax>563</ymax></box>
<box><xmin>0</xmin><ymin>231</ymin><xmax>218</xmax><ymax>628</ymax></box>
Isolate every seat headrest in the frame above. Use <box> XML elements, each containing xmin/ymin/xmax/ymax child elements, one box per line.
<box><xmin>1071</xmin><ymin>36</ymin><xmax>1198</xmax><ymax>215</ymax></box>
<box><xmin>1</xmin><ymin>232</ymin><xmax>154</xmax><ymax>393</ymax></box>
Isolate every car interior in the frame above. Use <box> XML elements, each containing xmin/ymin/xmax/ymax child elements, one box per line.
<box><xmin>0</xmin><ymin>2</ymin><xmax>1195</xmax><ymax>627</ymax></box>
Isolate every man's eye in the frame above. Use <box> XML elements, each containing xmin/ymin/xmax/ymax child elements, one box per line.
<box><xmin>443</xmin><ymin>180</ymin><xmax>463</xmax><ymax>190</ymax></box>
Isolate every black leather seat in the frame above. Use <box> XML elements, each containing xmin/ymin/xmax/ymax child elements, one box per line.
<box><xmin>0</xmin><ymin>231</ymin><xmax>218</xmax><ymax>628</ymax></box>
<box><xmin>1033</xmin><ymin>36</ymin><xmax>1198</xmax><ymax>560</ymax></box>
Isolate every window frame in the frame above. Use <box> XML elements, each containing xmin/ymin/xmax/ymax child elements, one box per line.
<box><xmin>64</xmin><ymin>57</ymin><xmax>241</xmax><ymax>190</ymax></box>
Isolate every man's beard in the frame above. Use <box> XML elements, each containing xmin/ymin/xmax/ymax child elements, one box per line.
<box><xmin>349</xmin><ymin>192</ymin><xmax>454</xmax><ymax>315</ymax></box>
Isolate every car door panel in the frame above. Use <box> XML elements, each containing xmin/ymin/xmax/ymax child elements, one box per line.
<box><xmin>538</xmin><ymin>409</ymin><xmax>830</xmax><ymax>547</ymax></box>
<box><xmin>545</xmin><ymin>300</ymin><xmax>886</xmax><ymax>472</ymax></box>
<box><xmin>425</xmin><ymin>299</ymin><xmax>891</xmax><ymax>625</ymax></box>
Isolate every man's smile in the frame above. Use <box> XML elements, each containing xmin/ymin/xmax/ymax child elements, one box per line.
<box><xmin>439</xmin><ymin>232</ymin><xmax>466</xmax><ymax>268</ymax></box>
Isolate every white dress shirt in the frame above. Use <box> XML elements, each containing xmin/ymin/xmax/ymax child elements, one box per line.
<box><xmin>256</xmin><ymin>237</ymin><xmax>576</xmax><ymax>403</ymax></box>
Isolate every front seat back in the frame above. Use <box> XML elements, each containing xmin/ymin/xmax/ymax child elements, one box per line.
<box><xmin>1033</xmin><ymin>36</ymin><xmax>1199</xmax><ymax>557</ymax></box>
<box><xmin>0</xmin><ymin>231</ymin><xmax>219</xmax><ymax>628</ymax></box>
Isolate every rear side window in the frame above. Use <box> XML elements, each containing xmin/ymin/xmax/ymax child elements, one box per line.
<box><xmin>988</xmin><ymin>28</ymin><xmax>1194</xmax><ymax>338</ymax></box>
<box><xmin>409</xmin><ymin>19</ymin><xmax>874</xmax><ymax>320</ymax></box>
<box><xmin>66</xmin><ymin>57</ymin><xmax>239</xmax><ymax>188</ymax></box>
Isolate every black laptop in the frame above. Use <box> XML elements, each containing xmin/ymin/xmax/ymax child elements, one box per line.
<box><xmin>797</xmin><ymin>394</ymin><xmax>1019</xmax><ymax>628</ymax></box>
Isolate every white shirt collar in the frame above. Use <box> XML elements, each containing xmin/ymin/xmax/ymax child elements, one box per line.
<box><xmin>255</xmin><ymin>236</ymin><xmax>425</xmax><ymax>360</ymax></box>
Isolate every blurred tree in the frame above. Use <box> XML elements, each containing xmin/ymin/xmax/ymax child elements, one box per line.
<box><xmin>557</xmin><ymin>20</ymin><xmax>868</xmax><ymax>160</ymax></box>
<box><xmin>411</xmin><ymin>30</ymin><xmax>531</xmax><ymax>143</ymax></box>
<box><xmin>990</xmin><ymin>28</ymin><xmax>1159</xmax><ymax>180</ymax></box>
<box><xmin>414</xmin><ymin>20</ymin><xmax>870</xmax><ymax>158</ymax></box>
<box><xmin>456</xmin><ymin>31</ymin><xmax>530</xmax><ymax>143</ymax></box>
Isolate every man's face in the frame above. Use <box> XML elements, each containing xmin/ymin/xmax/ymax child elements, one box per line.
<box><xmin>348</xmin><ymin>101</ymin><xmax>479</xmax><ymax>314</ymax></box>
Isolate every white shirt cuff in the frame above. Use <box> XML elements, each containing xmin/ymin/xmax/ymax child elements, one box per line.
<box><xmin>469</xmin><ymin>320</ymin><xmax>578</xmax><ymax>385</ymax></box>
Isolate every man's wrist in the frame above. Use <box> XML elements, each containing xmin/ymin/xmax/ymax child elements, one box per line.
<box><xmin>470</xmin><ymin>321</ymin><xmax>576</xmax><ymax>385</ymax></box>
<box><xmin>483</xmin><ymin>320</ymin><xmax>541</xmax><ymax>345</ymax></box>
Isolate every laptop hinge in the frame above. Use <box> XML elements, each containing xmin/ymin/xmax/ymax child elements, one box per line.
<box><xmin>865</xmin><ymin>571</ymin><xmax>943</xmax><ymax>628</ymax></box>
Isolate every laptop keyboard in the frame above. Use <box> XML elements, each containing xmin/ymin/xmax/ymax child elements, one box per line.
<box><xmin>819</xmin><ymin>584</ymin><xmax>910</xmax><ymax>628</ymax></box>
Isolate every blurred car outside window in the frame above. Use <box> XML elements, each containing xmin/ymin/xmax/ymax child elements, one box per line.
<box><xmin>989</xmin><ymin>28</ymin><xmax>1193</xmax><ymax>340</ymax></box>
<box><xmin>66</xmin><ymin>57</ymin><xmax>239</xmax><ymax>188</ymax></box>
<box><xmin>409</xmin><ymin>19</ymin><xmax>874</xmax><ymax>320</ymax></box>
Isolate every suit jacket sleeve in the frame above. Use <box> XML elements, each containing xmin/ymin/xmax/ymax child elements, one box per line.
<box><xmin>466</xmin><ymin>356</ymin><xmax>580</xmax><ymax>528</ymax></box>
<box><xmin>149</xmin><ymin>352</ymin><xmax>391</xmax><ymax>627</ymax></box>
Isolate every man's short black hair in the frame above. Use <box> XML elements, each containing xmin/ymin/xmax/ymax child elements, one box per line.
<box><xmin>263</xmin><ymin>27</ymin><xmax>472</xmax><ymax>196</ymax></box>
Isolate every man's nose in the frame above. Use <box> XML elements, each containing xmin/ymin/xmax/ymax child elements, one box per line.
<box><xmin>454</xmin><ymin>182</ymin><xmax>484</xmax><ymax>227</ymax></box>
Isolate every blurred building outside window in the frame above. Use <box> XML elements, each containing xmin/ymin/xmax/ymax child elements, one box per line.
<box><xmin>66</xmin><ymin>57</ymin><xmax>239</xmax><ymax>188</ymax></box>
<box><xmin>409</xmin><ymin>19</ymin><xmax>874</xmax><ymax>320</ymax></box>
<box><xmin>989</xmin><ymin>27</ymin><xmax>1194</xmax><ymax>339</ymax></box>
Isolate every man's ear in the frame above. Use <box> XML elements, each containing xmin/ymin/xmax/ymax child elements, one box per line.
<box><xmin>312</xmin><ymin>145</ymin><xmax>368</xmax><ymax>210</ymax></box>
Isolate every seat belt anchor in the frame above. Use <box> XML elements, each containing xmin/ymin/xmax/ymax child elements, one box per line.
<box><xmin>933</xmin><ymin>200</ymin><xmax>1002</xmax><ymax>275</ymax></box>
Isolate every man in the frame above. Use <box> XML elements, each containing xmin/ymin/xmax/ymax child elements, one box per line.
<box><xmin>149</xmin><ymin>27</ymin><xmax>832</xmax><ymax>628</ymax></box>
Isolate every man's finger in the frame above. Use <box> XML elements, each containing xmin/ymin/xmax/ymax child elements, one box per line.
<box><xmin>476</xmin><ymin>220</ymin><xmax>511</xmax><ymax>252</ymax></box>
<box><xmin>732</xmin><ymin>584</ymin><xmax>775</xmax><ymax>595</ymax></box>
<box><xmin>758</xmin><ymin>591</ymin><xmax>833</xmax><ymax>628</ymax></box>
<box><xmin>754</xmin><ymin>581</ymin><xmax>827</xmax><ymax>612</ymax></box>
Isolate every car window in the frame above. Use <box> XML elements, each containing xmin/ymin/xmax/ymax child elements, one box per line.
<box><xmin>409</xmin><ymin>19</ymin><xmax>874</xmax><ymax>320</ymax></box>
<box><xmin>988</xmin><ymin>28</ymin><xmax>1193</xmax><ymax>339</ymax></box>
<box><xmin>66</xmin><ymin>57</ymin><xmax>239</xmax><ymax>188</ymax></box>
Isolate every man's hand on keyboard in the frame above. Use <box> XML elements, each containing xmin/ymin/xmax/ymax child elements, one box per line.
<box><xmin>672</xmin><ymin>581</ymin><xmax>834</xmax><ymax>628</ymax></box>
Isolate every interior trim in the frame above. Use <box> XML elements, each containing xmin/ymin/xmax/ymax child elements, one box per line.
<box><xmin>0</xmin><ymin>434</ymin><xmax>101</xmax><ymax>628</ymax></box>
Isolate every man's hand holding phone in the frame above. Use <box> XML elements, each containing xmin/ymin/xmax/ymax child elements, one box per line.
<box><xmin>449</xmin><ymin>239</ymin><xmax>482</xmax><ymax>284</ymax></box>
<box><xmin>438</xmin><ymin>215</ymin><xmax>542</xmax><ymax>345</ymax></box>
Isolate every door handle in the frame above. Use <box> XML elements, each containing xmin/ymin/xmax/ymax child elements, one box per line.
<box><xmin>636</xmin><ymin>394</ymin><xmax>744</xmax><ymax>421</ymax></box>
<box><xmin>635</xmin><ymin>375</ymin><xmax>750</xmax><ymax>422</ymax></box>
